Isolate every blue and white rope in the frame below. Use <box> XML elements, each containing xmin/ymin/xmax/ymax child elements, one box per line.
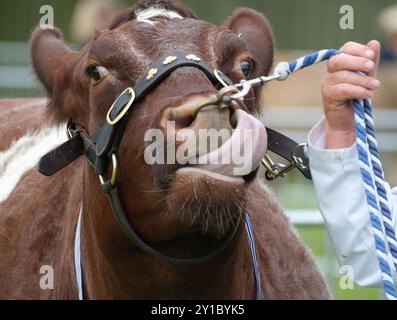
<box><xmin>274</xmin><ymin>49</ymin><xmax>341</xmax><ymax>80</ymax></box>
<box><xmin>272</xmin><ymin>49</ymin><xmax>397</xmax><ymax>299</ymax></box>
<box><xmin>354</xmin><ymin>98</ymin><xmax>397</xmax><ymax>299</ymax></box>
<box><xmin>360</xmin><ymin>98</ymin><xmax>397</xmax><ymax>266</ymax></box>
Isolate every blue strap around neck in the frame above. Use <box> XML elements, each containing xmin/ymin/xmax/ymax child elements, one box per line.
<box><xmin>245</xmin><ymin>210</ymin><xmax>263</xmax><ymax>299</ymax></box>
<box><xmin>74</xmin><ymin>205</ymin><xmax>83</xmax><ymax>300</ymax></box>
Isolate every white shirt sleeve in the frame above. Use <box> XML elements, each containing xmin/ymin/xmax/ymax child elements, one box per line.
<box><xmin>307</xmin><ymin>118</ymin><xmax>397</xmax><ymax>288</ymax></box>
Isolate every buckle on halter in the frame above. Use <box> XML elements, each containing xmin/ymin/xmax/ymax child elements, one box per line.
<box><xmin>99</xmin><ymin>153</ymin><xmax>118</xmax><ymax>187</ymax></box>
<box><xmin>106</xmin><ymin>88</ymin><xmax>136</xmax><ymax>125</ymax></box>
<box><xmin>262</xmin><ymin>143</ymin><xmax>309</xmax><ymax>181</ymax></box>
<box><xmin>66</xmin><ymin>121</ymin><xmax>83</xmax><ymax>140</ymax></box>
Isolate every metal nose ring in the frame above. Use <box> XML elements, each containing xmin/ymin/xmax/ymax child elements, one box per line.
<box><xmin>191</xmin><ymin>86</ymin><xmax>239</xmax><ymax>118</ymax></box>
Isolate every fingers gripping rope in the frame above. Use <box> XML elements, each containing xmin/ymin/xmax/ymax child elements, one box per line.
<box><xmin>237</xmin><ymin>49</ymin><xmax>397</xmax><ymax>299</ymax></box>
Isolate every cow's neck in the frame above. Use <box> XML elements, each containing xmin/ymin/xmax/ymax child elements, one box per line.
<box><xmin>79</xmin><ymin>173</ymin><xmax>256</xmax><ymax>299</ymax></box>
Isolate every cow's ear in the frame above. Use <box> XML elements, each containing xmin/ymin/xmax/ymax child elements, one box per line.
<box><xmin>225</xmin><ymin>8</ymin><xmax>274</xmax><ymax>76</ymax></box>
<box><xmin>31</xmin><ymin>28</ymin><xmax>87</xmax><ymax>123</ymax></box>
<box><xmin>31</xmin><ymin>28</ymin><xmax>75</xmax><ymax>95</ymax></box>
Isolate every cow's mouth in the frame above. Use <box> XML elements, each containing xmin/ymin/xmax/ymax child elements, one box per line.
<box><xmin>153</xmin><ymin>109</ymin><xmax>268</xmax><ymax>188</ymax></box>
<box><xmin>181</xmin><ymin>109</ymin><xmax>267</xmax><ymax>179</ymax></box>
<box><xmin>160</xmin><ymin>109</ymin><xmax>267</xmax><ymax>238</ymax></box>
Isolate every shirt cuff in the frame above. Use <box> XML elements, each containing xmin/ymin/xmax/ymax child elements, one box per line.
<box><xmin>307</xmin><ymin>118</ymin><xmax>358</xmax><ymax>163</ymax></box>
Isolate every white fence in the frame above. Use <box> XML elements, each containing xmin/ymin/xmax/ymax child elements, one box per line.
<box><xmin>0</xmin><ymin>41</ymin><xmax>80</xmax><ymax>96</ymax></box>
<box><xmin>286</xmin><ymin>209</ymin><xmax>324</xmax><ymax>225</ymax></box>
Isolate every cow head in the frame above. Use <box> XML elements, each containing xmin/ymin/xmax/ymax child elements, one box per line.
<box><xmin>31</xmin><ymin>0</ymin><xmax>274</xmax><ymax>245</ymax></box>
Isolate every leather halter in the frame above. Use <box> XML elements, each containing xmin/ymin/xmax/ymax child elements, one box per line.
<box><xmin>38</xmin><ymin>50</ymin><xmax>311</xmax><ymax>263</ymax></box>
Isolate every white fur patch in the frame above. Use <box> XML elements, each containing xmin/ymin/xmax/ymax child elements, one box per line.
<box><xmin>136</xmin><ymin>7</ymin><xmax>183</xmax><ymax>25</ymax></box>
<box><xmin>0</xmin><ymin>125</ymin><xmax>68</xmax><ymax>203</ymax></box>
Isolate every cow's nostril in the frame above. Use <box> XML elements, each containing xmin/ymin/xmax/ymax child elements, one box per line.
<box><xmin>171</xmin><ymin>103</ymin><xmax>197</xmax><ymax>129</ymax></box>
<box><xmin>174</xmin><ymin>114</ymin><xmax>194</xmax><ymax>130</ymax></box>
<box><xmin>166</xmin><ymin>95</ymin><xmax>238</xmax><ymax>132</ymax></box>
<box><xmin>229</xmin><ymin>108</ymin><xmax>237</xmax><ymax>129</ymax></box>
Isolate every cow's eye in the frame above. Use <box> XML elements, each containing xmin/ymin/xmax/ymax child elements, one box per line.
<box><xmin>240</xmin><ymin>61</ymin><xmax>253</xmax><ymax>78</ymax></box>
<box><xmin>86</xmin><ymin>65</ymin><xmax>109</xmax><ymax>84</ymax></box>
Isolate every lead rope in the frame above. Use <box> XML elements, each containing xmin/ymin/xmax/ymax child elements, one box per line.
<box><xmin>244</xmin><ymin>49</ymin><xmax>397</xmax><ymax>299</ymax></box>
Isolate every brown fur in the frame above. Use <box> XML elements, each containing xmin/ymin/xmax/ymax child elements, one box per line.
<box><xmin>0</xmin><ymin>99</ymin><xmax>48</xmax><ymax>151</ymax></box>
<box><xmin>0</xmin><ymin>0</ymin><xmax>329</xmax><ymax>299</ymax></box>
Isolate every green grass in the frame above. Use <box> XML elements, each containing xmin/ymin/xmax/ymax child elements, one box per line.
<box><xmin>296</xmin><ymin>225</ymin><xmax>383</xmax><ymax>300</ymax></box>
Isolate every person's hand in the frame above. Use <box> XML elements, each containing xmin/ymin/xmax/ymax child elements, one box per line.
<box><xmin>322</xmin><ymin>40</ymin><xmax>381</xmax><ymax>149</ymax></box>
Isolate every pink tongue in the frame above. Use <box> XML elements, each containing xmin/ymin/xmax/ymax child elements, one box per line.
<box><xmin>194</xmin><ymin>110</ymin><xmax>267</xmax><ymax>177</ymax></box>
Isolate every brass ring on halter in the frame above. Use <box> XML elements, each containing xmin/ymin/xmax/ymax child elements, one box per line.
<box><xmin>99</xmin><ymin>153</ymin><xmax>118</xmax><ymax>187</ymax></box>
<box><xmin>192</xmin><ymin>86</ymin><xmax>238</xmax><ymax>116</ymax></box>
<box><xmin>217</xmin><ymin>85</ymin><xmax>239</xmax><ymax>98</ymax></box>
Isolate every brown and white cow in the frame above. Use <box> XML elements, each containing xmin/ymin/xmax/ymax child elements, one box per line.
<box><xmin>0</xmin><ymin>0</ymin><xmax>329</xmax><ymax>299</ymax></box>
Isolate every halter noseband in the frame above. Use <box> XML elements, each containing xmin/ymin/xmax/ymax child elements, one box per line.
<box><xmin>38</xmin><ymin>50</ymin><xmax>311</xmax><ymax>263</ymax></box>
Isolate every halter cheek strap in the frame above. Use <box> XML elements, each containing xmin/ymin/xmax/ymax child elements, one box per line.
<box><xmin>39</xmin><ymin>51</ymin><xmax>232</xmax><ymax>177</ymax></box>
